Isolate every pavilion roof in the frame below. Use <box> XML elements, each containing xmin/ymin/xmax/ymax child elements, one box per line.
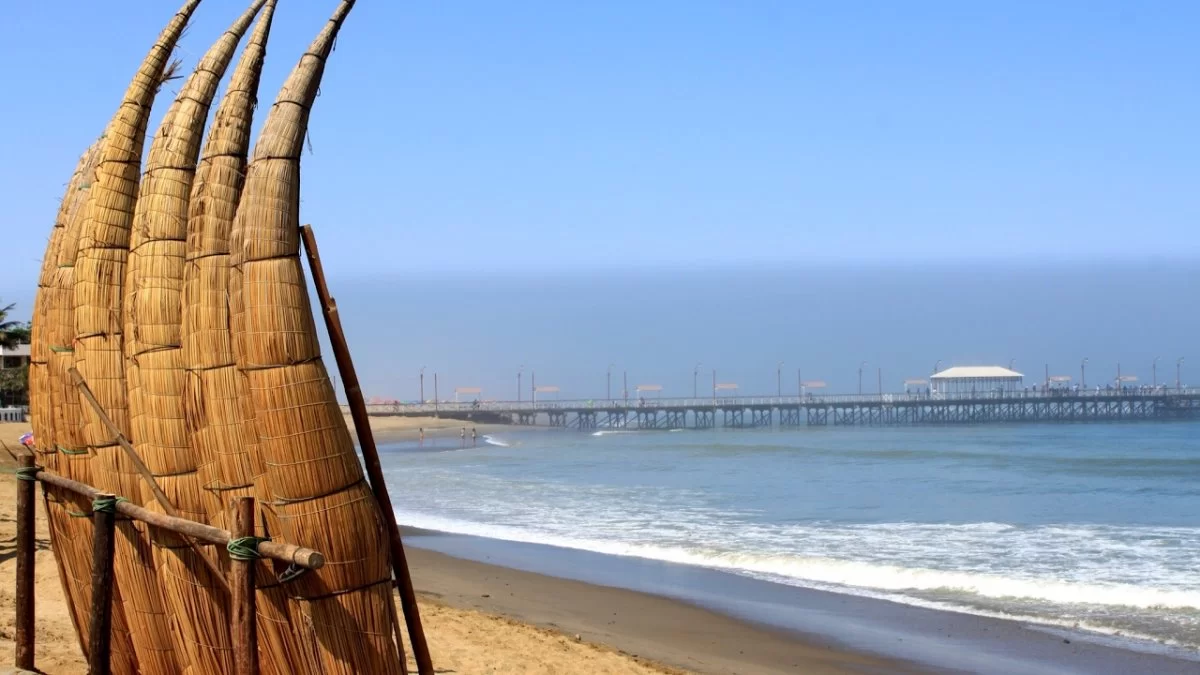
<box><xmin>931</xmin><ymin>366</ymin><xmax>1024</xmax><ymax>379</ymax></box>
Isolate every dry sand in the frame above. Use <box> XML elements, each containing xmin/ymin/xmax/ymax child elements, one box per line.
<box><xmin>0</xmin><ymin>421</ymin><xmax>673</xmax><ymax>674</ymax></box>
<box><xmin>347</xmin><ymin>414</ymin><xmax>513</xmax><ymax>442</ymax></box>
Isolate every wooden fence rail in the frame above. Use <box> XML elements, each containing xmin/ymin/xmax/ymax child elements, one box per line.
<box><xmin>13</xmin><ymin>462</ymin><xmax>325</xmax><ymax>674</ymax></box>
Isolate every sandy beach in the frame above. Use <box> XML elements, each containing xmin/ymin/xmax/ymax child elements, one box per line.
<box><xmin>348</xmin><ymin>414</ymin><xmax>514</xmax><ymax>442</ymax></box>
<box><xmin>4</xmin><ymin>419</ymin><xmax>1200</xmax><ymax>674</ymax></box>
<box><xmin>0</xmin><ymin>421</ymin><xmax>671</xmax><ymax>674</ymax></box>
<box><xmin>402</xmin><ymin>544</ymin><xmax>908</xmax><ymax>674</ymax></box>
<box><xmin>0</xmin><ymin>420</ymin><xmax>898</xmax><ymax>674</ymax></box>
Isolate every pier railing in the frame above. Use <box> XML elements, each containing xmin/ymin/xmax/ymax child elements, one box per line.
<box><xmin>349</xmin><ymin>386</ymin><xmax>1200</xmax><ymax>416</ymax></box>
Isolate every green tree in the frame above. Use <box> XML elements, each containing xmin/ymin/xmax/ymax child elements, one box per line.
<box><xmin>0</xmin><ymin>302</ymin><xmax>30</xmax><ymax>406</ymax></box>
<box><xmin>0</xmin><ymin>365</ymin><xmax>27</xmax><ymax>406</ymax></box>
<box><xmin>0</xmin><ymin>302</ymin><xmax>30</xmax><ymax>349</ymax></box>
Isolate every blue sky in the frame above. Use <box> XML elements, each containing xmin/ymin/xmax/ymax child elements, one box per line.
<box><xmin>2</xmin><ymin>0</ymin><xmax>1197</xmax><ymax>311</ymax></box>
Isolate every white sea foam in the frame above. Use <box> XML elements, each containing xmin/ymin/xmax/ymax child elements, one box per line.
<box><xmin>386</xmin><ymin>427</ymin><xmax>1200</xmax><ymax>651</ymax></box>
<box><xmin>396</xmin><ymin>509</ymin><xmax>1200</xmax><ymax>612</ymax></box>
<box><xmin>482</xmin><ymin>435</ymin><xmax>511</xmax><ymax>447</ymax></box>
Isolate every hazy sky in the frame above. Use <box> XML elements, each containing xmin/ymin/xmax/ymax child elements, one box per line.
<box><xmin>1</xmin><ymin>2</ymin><xmax>1196</xmax><ymax>395</ymax></box>
<box><xmin>330</xmin><ymin>264</ymin><xmax>1198</xmax><ymax>399</ymax></box>
<box><xmin>3</xmin><ymin>1</ymin><xmax>1198</xmax><ymax>294</ymax></box>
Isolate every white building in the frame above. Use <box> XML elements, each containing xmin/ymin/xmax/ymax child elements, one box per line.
<box><xmin>931</xmin><ymin>366</ymin><xmax>1023</xmax><ymax>394</ymax></box>
<box><xmin>0</xmin><ymin>343</ymin><xmax>30</xmax><ymax>371</ymax></box>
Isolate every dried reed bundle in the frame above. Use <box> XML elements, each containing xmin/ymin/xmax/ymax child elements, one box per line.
<box><xmin>181</xmin><ymin>3</ymin><xmax>311</xmax><ymax>672</ymax></box>
<box><xmin>29</xmin><ymin>143</ymin><xmax>104</xmax><ymax>659</ymax></box>
<box><xmin>234</xmin><ymin>1</ymin><xmax>404</xmax><ymax>672</ymax></box>
<box><xmin>184</xmin><ymin>0</ymin><xmax>275</xmax><ymax>533</ymax></box>
<box><xmin>38</xmin><ymin>142</ymin><xmax>142</xmax><ymax>674</ymax></box>
<box><xmin>123</xmin><ymin>2</ymin><xmax>266</xmax><ymax>672</ymax></box>
<box><xmin>73</xmin><ymin>2</ymin><xmax>201</xmax><ymax>672</ymax></box>
<box><xmin>32</xmin><ymin>146</ymin><xmax>98</xmax><ymax>468</ymax></box>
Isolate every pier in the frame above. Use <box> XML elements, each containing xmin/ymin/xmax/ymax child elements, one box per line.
<box><xmin>352</xmin><ymin>388</ymin><xmax>1200</xmax><ymax>429</ymax></box>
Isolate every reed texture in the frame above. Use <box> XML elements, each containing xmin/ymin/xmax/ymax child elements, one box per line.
<box><xmin>184</xmin><ymin>0</ymin><xmax>275</xmax><ymax>534</ymax></box>
<box><xmin>73</xmin><ymin>2</ymin><xmax>201</xmax><ymax>672</ymax></box>
<box><xmin>234</xmin><ymin>1</ymin><xmax>405</xmax><ymax>672</ymax></box>
<box><xmin>124</xmin><ymin>2</ymin><xmax>266</xmax><ymax>672</ymax></box>
<box><xmin>30</xmin><ymin>143</ymin><xmax>104</xmax><ymax>661</ymax></box>
<box><xmin>181</xmin><ymin>3</ymin><xmax>311</xmax><ymax>672</ymax></box>
<box><xmin>38</xmin><ymin>140</ymin><xmax>142</xmax><ymax>674</ymax></box>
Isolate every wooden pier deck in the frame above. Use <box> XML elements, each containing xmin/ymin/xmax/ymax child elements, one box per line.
<box><xmin>353</xmin><ymin>389</ymin><xmax>1200</xmax><ymax>429</ymax></box>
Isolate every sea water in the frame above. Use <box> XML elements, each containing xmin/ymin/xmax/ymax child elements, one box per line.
<box><xmin>382</xmin><ymin>422</ymin><xmax>1200</xmax><ymax>650</ymax></box>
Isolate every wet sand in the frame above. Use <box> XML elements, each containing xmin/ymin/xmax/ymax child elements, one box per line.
<box><xmin>404</xmin><ymin>544</ymin><xmax>912</xmax><ymax>674</ymax></box>
<box><xmin>403</xmin><ymin>529</ymin><xmax>1200</xmax><ymax>675</ymax></box>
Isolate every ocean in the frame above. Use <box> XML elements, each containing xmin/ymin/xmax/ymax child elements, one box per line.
<box><xmin>381</xmin><ymin>421</ymin><xmax>1200</xmax><ymax>657</ymax></box>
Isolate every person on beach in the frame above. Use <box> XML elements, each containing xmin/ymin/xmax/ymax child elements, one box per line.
<box><xmin>472</xmin><ymin>427</ymin><xmax>477</xmax><ymax>446</ymax></box>
<box><xmin>461</xmin><ymin>427</ymin><xmax>466</xmax><ymax>447</ymax></box>
<box><xmin>418</xmin><ymin>428</ymin><xmax>424</xmax><ymax>445</ymax></box>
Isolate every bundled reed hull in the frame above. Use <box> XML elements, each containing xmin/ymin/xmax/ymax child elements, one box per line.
<box><xmin>185</xmin><ymin>0</ymin><xmax>275</xmax><ymax>534</ymax></box>
<box><xmin>124</xmin><ymin>2</ymin><xmax>267</xmax><ymax>671</ymax></box>
<box><xmin>30</xmin><ymin>143</ymin><xmax>113</xmax><ymax>664</ymax></box>
<box><xmin>182</xmin><ymin>3</ymin><xmax>309</xmax><ymax>672</ymax></box>
<box><xmin>34</xmin><ymin>142</ymin><xmax>142</xmax><ymax>674</ymax></box>
<box><xmin>74</xmin><ymin>2</ymin><xmax>202</xmax><ymax>673</ymax></box>
<box><xmin>233</xmin><ymin>1</ymin><xmax>405</xmax><ymax>672</ymax></box>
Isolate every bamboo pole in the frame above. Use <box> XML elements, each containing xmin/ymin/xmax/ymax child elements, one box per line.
<box><xmin>33</xmin><ymin>469</ymin><xmax>323</xmax><ymax>570</ymax></box>
<box><xmin>232</xmin><ymin>497</ymin><xmax>258</xmax><ymax>675</ymax></box>
<box><xmin>15</xmin><ymin>453</ymin><xmax>36</xmax><ymax>670</ymax></box>
<box><xmin>68</xmin><ymin>366</ymin><xmax>232</xmax><ymax>594</ymax></box>
<box><xmin>300</xmin><ymin>224</ymin><xmax>433</xmax><ymax>674</ymax></box>
<box><xmin>89</xmin><ymin>493</ymin><xmax>118</xmax><ymax>675</ymax></box>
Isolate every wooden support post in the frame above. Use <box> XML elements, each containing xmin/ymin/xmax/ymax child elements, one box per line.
<box><xmin>301</xmin><ymin>224</ymin><xmax>433</xmax><ymax>675</ymax></box>
<box><xmin>15</xmin><ymin>453</ymin><xmax>36</xmax><ymax>670</ymax></box>
<box><xmin>89</xmin><ymin>493</ymin><xmax>118</xmax><ymax>675</ymax></box>
<box><xmin>68</xmin><ymin>366</ymin><xmax>231</xmax><ymax>594</ymax></box>
<box><xmin>232</xmin><ymin>497</ymin><xmax>258</xmax><ymax>675</ymax></box>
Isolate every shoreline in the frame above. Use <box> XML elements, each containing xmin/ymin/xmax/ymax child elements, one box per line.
<box><xmin>403</xmin><ymin>542</ymin><xmax>911</xmax><ymax>674</ymax></box>
<box><xmin>400</xmin><ymin>526</ymin><xmax>1200</xmax><ymax>675</ymax></box>
<box><xmin>7</xmin><ymin>418</ymin><xmax>1198</xmax><ymax>673</ymax></box>
<box><xmin>0</xmin><ymin>421</ymin><xmax>676</xmax><ymax>674</ymax></box>
<box><xmin>346</xmin><ymin>413</ymin><xmax>524</xmax><ymax>443</ymax></box>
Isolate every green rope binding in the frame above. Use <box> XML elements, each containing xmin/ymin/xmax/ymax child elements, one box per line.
<box><xmin>49</xmin><ymin>345</ymin><xmax>75</xmax><ymax>353</ymax></box>
<box><xmin>15</xmin><ymin>466</ymin><xmax>42</xmax><ymax>482</ymax></box>
<box><xmin>66</xmin><ymin>510</ymin><xmax>90</xmax><ymax>518</ymax></box>
<box><xmin>91</xmin><ymin>495</ymin><xmax>125</xmax><ymax>514</ymax></box>
<box><xmin>58</xmin><ymin>445</ymin><xmax>89</xmax><ymax>455</ymax></box>
<box><xmin>227</xmin><ymin>536</ymin><xmax>267</xmax><ymax>561</ymax></box>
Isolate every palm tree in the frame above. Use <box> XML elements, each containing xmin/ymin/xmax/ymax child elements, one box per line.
<box><xmin>0</xmin><ymin>301</ymin><xmax>29</xmax><ymax>406</ymax></box>
<box><xmin>0</xmin><ymin>302</ymin><xmax>29</xmax><ymax>349</ymax></box>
